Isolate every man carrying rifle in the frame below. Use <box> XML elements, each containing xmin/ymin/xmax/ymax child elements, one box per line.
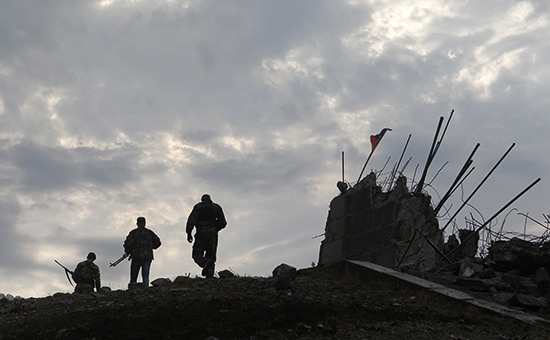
<box><xmin>124</xmin><ymin>217</ymin><xmax>161</xmax><ymax>288</ymax></box>
<box><xmin>72</xmin><ymin>252</ymin><xmax>101</xmax><ymax>294</ymax></box>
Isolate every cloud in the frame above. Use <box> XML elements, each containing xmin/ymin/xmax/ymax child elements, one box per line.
<box><xmin>0</xmin><ymin>0</ymin><xmax>549</xmax><ymax>297</ymax></box>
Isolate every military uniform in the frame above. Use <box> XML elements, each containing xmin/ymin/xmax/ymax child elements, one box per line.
<box><xmin>124</xmin><ymin>217</ymin><xmax>161</xmax><ymax>288</ymax></box>
<box><xmin>72</xmin><ymin>260</ymin><xmax>101</xmax><ymax>294</ymax></box>
<box><xmin>186</xmin><ymin>195</ymin><xmax>227</xmax><ymax>278</ymax></box>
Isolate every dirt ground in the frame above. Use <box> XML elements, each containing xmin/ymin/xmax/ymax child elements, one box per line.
<box><xmin>1</xmin><ymin>268</ymin><xmax>549</xmax><ymax>340</ymax></box>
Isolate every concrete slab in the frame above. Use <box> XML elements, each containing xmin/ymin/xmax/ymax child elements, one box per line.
<box><xmin>345</xmin><ymin>260</ymin><xmax>550</xmax><ymax>329</ymax></box>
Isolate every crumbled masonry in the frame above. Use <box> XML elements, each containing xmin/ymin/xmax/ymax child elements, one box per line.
<box><xmin>319</xmin><ymin>172</ymin><xmax>444</xmax><ymax>271</ymax></box>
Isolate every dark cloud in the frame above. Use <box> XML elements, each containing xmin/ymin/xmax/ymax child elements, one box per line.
<box><xmin>4</xmin><ymin>140</ymin><xmax>142</xmax><ymax>193</ymax></box>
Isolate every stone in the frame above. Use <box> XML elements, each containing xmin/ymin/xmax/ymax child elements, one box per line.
<box><xmin>458</xmin><ymin>258</ymin><xmax>484</xmax><ymax>278</ymax></box>
<box><xmin>151</xmin><ymin>278</ymin><xmax>172</xmax><ymax>287</ymax></box>
<box><xmin>515</xmin><ymin>280</ymin><xmax>540</xmax><ymax>296</ymax></box>
<box><xmin>501</xmin><ymin>273</ymin><xmax>524</xmax><ymax>286</ymax></box>
<box><xmin>492</xmin><ymin>292</ymin><xmax>514</xmax><ymax>306</ymax></box>
<box><xmin>534</xmin><ymin>267</ymin><xmax>550</xmax><ymax>296</ymax></box>
<box><xmin>509</xmin><ymin>294</ymin><xmax>548</xmax><ymax>311</ymax></box>
<box><xmin>272</xmin><ymin>264</ymin><xmax>297</xmax><ymax>280</ymax></box>
<box><xmin>458</xmin><ymin>229</ymin><xmax>479</xmax><ymax>258</ymax></box>
<box><xmin>99</xmin><ymin>286</ymin><xmax>112</xmax><ymax>293</ymax></box>
<box><xmin>490</xmin><ymin>279</ymin><xmax>514</xmax><ymax>292</ymax></box>
<box><xmin>218</xmin><ymin>269</ymin><xmax>235</xmax><ymax>279</ymax></box>
<box><xmin>488</xmin><ymin>237</ymin><xmax>542</xmax><ymax>272</ymax></box>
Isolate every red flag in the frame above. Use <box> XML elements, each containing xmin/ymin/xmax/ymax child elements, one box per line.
<box><xmin>370</xmin><ymin>128</ymin><xmax>392</xmax><ymax>151</ymax></box>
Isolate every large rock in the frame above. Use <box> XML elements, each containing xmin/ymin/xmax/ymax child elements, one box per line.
<box><xmin>151</xmin><ymin>278</ymin><xmax>172</xmax><ymax>287</ymax></box>
<box><xmin>488</xmin><ymin>237</ymin><xmax>550</xmax><ymax>272</ymax></box>
<box><xmin>272</xmin><ymin>263</ymin><xmax>297</xmax><ymax>279</ymax></box>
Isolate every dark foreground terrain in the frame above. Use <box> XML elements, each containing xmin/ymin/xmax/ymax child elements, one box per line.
<box><xmin>1</xmin><ymin>269</ymin><xmax>549</xmax><ymax>340</ymax></box>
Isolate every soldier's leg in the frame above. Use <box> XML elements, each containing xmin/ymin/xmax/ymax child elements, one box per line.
<box><xmin>141</xmin><ymin>260</ymin><xmax>151</xmax><ymax>287</ymax></box>
<box><xmin>130</xmin><ymin>259</ymin><xmax>140</xmax><ymax>283</ymax></box>
<box><xmin>203</xmin><ymin>247</ymin><xmax>216</xmax><ymax>278</ymax></box>
<box><xmin>192</xmin><ymin>232</ymin><xmax>209</xmax><ymax>268</ymax></box>
<box><xmin>192</xmin><ymin>246</ymin><xmax>209</xmax><ymax>268</ymax></box>
<box><xmin>202</xmin><ymin>234</ymin><xmax>218</xmax><ymax>278</ymax></box>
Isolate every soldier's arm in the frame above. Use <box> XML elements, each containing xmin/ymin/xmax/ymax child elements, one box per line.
<box><xmin>123</xmin><ymin>232</ymin><xmax>134</xmax><ymax>254</ymax></box>
<box><xmin>186</xmin><ymin>207</ymin><xmax>198</xmax><ymax>234</ymax></box>
<box><xmin>151</xmin><ymin>231</ymin><xmax>161</xmax><ymax>249</ymax></box>
<box><xmin>94</xmin><ymin>266</ymin><xmax>101</xmax><ymax>291</ymax></box>
<box><xmin>216</xmin><ymin>204</ymin><xmax>227</xmax><ymax>231</ymax></box>
<box><xmin>72</xmin><ymin>263</ymin><xmax>83</xmax><ymax>282</ymax></box>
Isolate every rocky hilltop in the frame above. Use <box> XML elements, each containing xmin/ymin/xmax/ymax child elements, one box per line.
<box><xmin>1</xmin><ymin>266</ymin><xmax>549</xmax><ymax>340</ymax></box>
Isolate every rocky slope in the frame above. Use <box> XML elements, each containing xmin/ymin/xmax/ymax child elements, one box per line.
<box><xmin>1</xmin><ymin>268</ymin><xmax>549</xmax><ymax>340</ymax></box>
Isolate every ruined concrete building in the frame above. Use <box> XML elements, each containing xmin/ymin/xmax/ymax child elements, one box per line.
<box><xmin>316</xmin><ymin>113</ymin><xmax>549</xmax><ymax>313</ymax></box>
<box><xmin>317</xmin><ymin>170</ymin><xmax>550</xmax><ymax>313</ymax></box>
<box><xmin>318</xmin><ymin>172</ymin><xmax>445</xmax><ymax>271</ymax></box>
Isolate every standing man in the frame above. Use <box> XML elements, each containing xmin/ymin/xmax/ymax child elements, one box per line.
<box><xmin>72</xmin><ymin>252</ymin><xmax>101</xmax><ymax>294</ymax></box>
<box><xmin>186</xmin><ymin>194</ymin><xmax>227</xmax><ymax>278</ymax></box>
<box><xmin>124</xmin><ymin>216</ymin><xmax>161</xmax><ymax>288</ymax></box>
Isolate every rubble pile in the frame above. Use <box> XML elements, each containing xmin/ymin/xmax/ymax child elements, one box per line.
<box><xmin>411</xmin><ymin>237</ymin><xmax>550</xmax><ymax>313</ymax></box>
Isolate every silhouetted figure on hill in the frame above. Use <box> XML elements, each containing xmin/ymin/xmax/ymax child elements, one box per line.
<box><xmin>124</xmin><ymin>217</ymin><xmax>161</xmax><ymax>288</ymax></box>
<box><xmin>186</xmin><ymin>194</ymin><xmax>227</xmax><ymax>278</ymax></box>
<box><xmin>72</xmin><ymin>252</ymin><xmax>101</xmax><ymax>294</ymax></box>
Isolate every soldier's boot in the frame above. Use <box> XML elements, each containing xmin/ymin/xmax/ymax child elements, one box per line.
<box><xmin>128</xmin><ymin>282</ymin><xmax>140</xmax><ymax>290</ymax></box>
<box><xmin>202</xmin><ymin>260</ymin><xmax>215</xmax><ymax>278</ymax></box>
<box><xmin>201</xmin><ymin>259</ymin><xmax>211</xmax><ymax>277</ymax></box>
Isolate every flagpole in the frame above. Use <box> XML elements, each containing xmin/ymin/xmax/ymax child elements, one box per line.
<box><xmin>357</xmin><ymin>128</ymin><xmax>391</xmax><ymax>184</ymax></box>
<box><xmin>357</xmin><ymin>148</ymin><xmax>375</xmax><ymax>183</ymax></box>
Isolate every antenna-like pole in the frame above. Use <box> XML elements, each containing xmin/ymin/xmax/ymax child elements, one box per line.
<box><xmin>342</xmin><ymin>151</ymin><xmax>345</xmax><ymax>182</ymax></box>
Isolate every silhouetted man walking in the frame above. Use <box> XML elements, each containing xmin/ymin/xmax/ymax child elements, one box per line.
<box><xmin>186</xmin><ymin>194</ymin><xmax>227</xmax><ymax>278</ymax></box>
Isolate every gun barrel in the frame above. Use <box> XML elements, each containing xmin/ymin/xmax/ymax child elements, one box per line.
<box><xmin>54</xmin><ymin>260</ymin><xmax>73</xmax><ymax>274</ymax></box>
<box><xmin>55</xmin><ymin>260</ymin><xmax>74</xmax><ymax>287</ymax></box>
<box><xmin>109</xmin><ymin>253</ymin><xmax>129</xmax><ymax>267</ymax></box>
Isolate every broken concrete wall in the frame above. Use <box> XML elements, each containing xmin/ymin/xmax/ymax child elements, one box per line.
<box><xmin>318</xmin><ymin>172</ymin><xmax>445</xmax><ymax>271</ymax></box>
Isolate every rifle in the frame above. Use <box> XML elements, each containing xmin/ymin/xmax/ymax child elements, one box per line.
<box><xmin>110</xmin><ymin>253</ymin><xmax>129</xmax><ymax>267</ymax></box>
<box><xmin>55</xmin><ymin>260</ymin><xmax>74</xmax><ymax>287</ymax></box>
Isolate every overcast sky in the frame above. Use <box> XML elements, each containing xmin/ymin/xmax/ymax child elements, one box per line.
<box><xmin>1</xmin><ymin>0</ymin><xmax>549</xmax><ymax>297</ymax></box>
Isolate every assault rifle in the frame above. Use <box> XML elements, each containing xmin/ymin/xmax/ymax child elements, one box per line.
<box><xmin>109</xmin><ymin>253</ymin><xmax>129</xmax><ymax>267</ymax></box>
<box><xmin>55</xmin><ymin>260</ymin><xmax>74</xmax><ymax>287</ymax></box>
